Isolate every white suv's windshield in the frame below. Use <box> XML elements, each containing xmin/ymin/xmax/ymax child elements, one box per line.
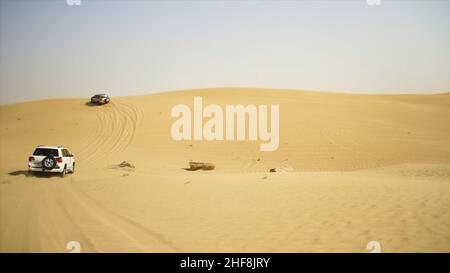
<box><xmin>33</xmin><ymin>148</ymin><xmax>59</xmax><ymax>157</ymax></box>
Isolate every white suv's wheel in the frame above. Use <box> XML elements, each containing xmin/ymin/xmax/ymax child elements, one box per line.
<box><xmin>60</xmin><ymin>166</ymin><xmax>66</xmax><ymax>177</ymax></box>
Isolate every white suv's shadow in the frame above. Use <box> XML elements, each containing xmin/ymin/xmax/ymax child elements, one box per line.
<box><xmin>8</xmin><ymin>170</ymin><xmax>62</xmax><ymax>178</ymax></box>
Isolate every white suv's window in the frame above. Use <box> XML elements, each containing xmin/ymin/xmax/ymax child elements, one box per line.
<box><xmin>33</xmin><ymin>148</ymin><xmax>59</xmax><ymax>157</ymax></box>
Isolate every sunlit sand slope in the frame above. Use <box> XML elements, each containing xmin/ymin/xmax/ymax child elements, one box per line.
<box><xmin>1</xmin><ymin>88</ymin><xmax>449</xmax><ymax>252</ymax></box>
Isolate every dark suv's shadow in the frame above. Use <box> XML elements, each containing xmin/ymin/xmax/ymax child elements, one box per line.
<box><xmin>85</xmin><ymin>102</ymin><xmax>98</xmax><ymax>107</ymax></box>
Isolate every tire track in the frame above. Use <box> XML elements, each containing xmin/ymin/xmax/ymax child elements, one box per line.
<box><xmin>1</xmin><ymin>179</ymin><xmax>178</xmax><ymax>252</ymax></box>
<box><xmin>76</xmin><ymin>105</ymin><xmax>109</xmax><ymax>162</ymax></box>
<box><xmin>62</xmin><ymin>182</ymin><xmax>180</xmax><ymax>252</ymax></box>
<box><xmin>78</xmin><ymin>100</ymin><xmax>143</xmax><ymax>163</ymax></box>
<box><xmin>0</xmin><ymin>182</ymin><xmax>97</xmax><ymax>252</ymax></box>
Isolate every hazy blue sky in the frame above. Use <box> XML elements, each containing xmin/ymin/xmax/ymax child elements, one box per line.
<box><xmin>0</xmin><ymin>0</ymin><xmax>449</xmax><ymax>104</ymax></box>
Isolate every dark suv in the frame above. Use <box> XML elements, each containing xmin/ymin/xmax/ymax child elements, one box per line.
<box><xmin>90</xmin><ymin>94</ymin><xmax>110</xmax><ymax>105</ymax></box>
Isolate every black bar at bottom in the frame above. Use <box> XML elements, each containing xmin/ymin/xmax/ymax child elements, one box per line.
<box><xmin>1</xmin><ymin>253</ymin><xmax>447</xmax><ymax>272</ymax></box>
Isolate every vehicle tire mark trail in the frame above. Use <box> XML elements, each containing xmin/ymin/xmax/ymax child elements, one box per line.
<box><xmin>63</xmin><ymin>182</ymin><xmax>180</xmax><ymax>252</ymax></box>
<box><xmin>78</xmin><ymin>100</ymin><xmax>143</xmax><ymax>163</ymax></box>
<box><xmin>77</xmin><ymin>106</ymin><xmax>108</xmax><ymax>162</ymax></box>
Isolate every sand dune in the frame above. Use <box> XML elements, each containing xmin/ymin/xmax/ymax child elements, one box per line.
<box><xmin>1</xmin><ymin>88</ymin><xmax>449</xmax><ymax>252</ymax></box>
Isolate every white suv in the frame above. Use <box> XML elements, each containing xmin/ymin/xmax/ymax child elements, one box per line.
<box><xmin>28</xmin><ymin>146</ymin><xmax>75</xmax><ymax>177</ymax></box>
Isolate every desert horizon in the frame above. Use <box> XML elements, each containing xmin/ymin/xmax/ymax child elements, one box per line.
<box><xmin>1</xmin><ymin>88</ymin><xmax>449</xmax><ymax>252</ymax></box>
